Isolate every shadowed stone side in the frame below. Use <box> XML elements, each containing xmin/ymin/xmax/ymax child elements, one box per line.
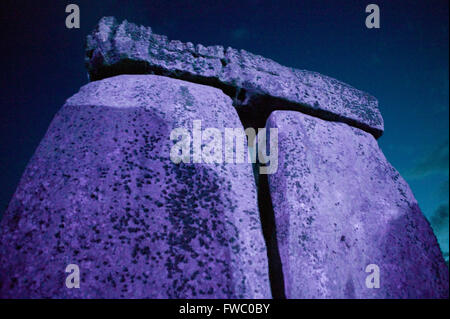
<box><xmin>266</xmin><ymin>110</ymin><xmax>448</xmax><ymax>298</ymax></box>
<box><xmin>0</xmin><ymin>75</ymin><xmax>271</xmax><ymax>298</ymax></box>
<box><xmin>85</xmin><ymin>17</ymin><xmax>384</xmax><ymax>138</ymax></box>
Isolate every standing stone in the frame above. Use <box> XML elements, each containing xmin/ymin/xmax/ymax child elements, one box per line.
<box><xmin>266</xmin><ymin>110</ymin><xmax>449</xmax><ymax>298</ymax></box>
<box><xmin>0</xmin><ymin>75</ymin><xmax>271</xmax><ymax>298</ymax></box>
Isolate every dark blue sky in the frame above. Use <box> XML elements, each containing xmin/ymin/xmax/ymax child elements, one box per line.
<box><xmin>0</xmin><ymin>0</ymin><xmax>448</xmax><ymax>258</ymax></box>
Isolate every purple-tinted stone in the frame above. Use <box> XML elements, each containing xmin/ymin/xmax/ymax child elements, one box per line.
<box><xmin>85</xmin><ymin>17</ymin><xmax>383</xmax><ymax>138</ymax></box>
<box><xmin>0</xmin><ymin>75</ymin><xmax>271</xmax><ymax>298</ymax></box>
<box><xmin>266</xmin><ymin>111</ymin><xmax>448</xmax><ymax>298</ymax></box>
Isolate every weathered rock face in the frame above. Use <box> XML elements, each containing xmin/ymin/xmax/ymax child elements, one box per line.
<box><xmin>1</xmin><ymin>16</ymin><xmax>447</xmax><ymax>299</ymax></box>
<box><xmin>0</xmin><ymin>75</ymin><xmax>271</xmax><ymax>298</ymax></box>
<box><xmin>265</xmin><ymin>111</ymin><xmax>449</xmax><ymax>298</ymax></box>
<box><xmin>85</xmin><ymin>17</ymin><xmax>383</xmax><ymax>138</ymax></box>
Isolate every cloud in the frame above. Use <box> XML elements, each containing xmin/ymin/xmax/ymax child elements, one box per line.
<box><xmin>430</xmin><ymin>203</ymin><xmax>449</xmax><ymax>230</ymax></box>
<box><xmin>430</xmin><ymin>203</ymin><xmax>449</xmax><ymax>262</ymax></box>
<box><xmin>231</xmin><ymin>28</ymin><xmax>249</xmax><ymax>40</ymax></box>
<box><xmin>407</xmin><ymin>141</ymin><xmax>449</xmax><ymax>262</ymax></box>
<box><xmin>409</xmin><ymin>140</ymin><xmax>449</xmax><ymax>178</ymax></box>
<box><xmin>440</xmin><ymin>180</ymin><xmax>449</xmax><ymax>199</ymax></box>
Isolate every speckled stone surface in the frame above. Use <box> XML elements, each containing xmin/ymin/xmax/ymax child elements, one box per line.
<box><xmin>266</xmin><ymin>111</ymin><xmax>449</xmax><ymax>298</ymax></box>
<box><xmin>0</xmin><ymin>75</ymin><xmax>271</xmax><ymax>298</ymax></box>
<box><xmin>85</xmin><ymin>17</ymin><xmax>383</xmax><ymax>138</ymax></box>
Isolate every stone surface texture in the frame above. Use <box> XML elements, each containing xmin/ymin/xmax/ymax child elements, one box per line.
<box><xmin>0</xmin><ymin>16</ymin><xmax>447</xmax><ymax>300</ymax></box>
<box><xmin>266</xmin><ymin>111</ymin><xmax>449</xmax><ymax>298</ymax></box>
<box><xmin>85</xmin><ymin>17</ymin><xmax>383</xmax><ymax>138</ymax></box>
<box><xmin>0</xmin><ymin>75</ymin><xmax>271</xmax><ymax>298</ymax></box>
